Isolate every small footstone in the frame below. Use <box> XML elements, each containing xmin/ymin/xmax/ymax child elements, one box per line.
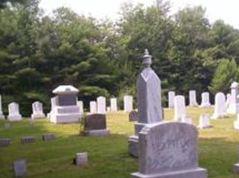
<box><xmin>13</xmin><ymin>159</ymin><xmax>27</xmax><ymax>177</ymax></box>
<box><xmin>42</xmin><ymin>134</ymin><xmax>55</xmax><ymax>141</ymax></box>
<box><xmin>75</xmin><ymin>152</ymin><xmax>88</xmax><ymax>166</ymax></box>
<box><xmin>0</xmin><ymin>138</ymin><xmax>11</xmax><ymax>147</ymax></box>
<box><xmin>21</xmin><ymin>136</ymin><xmax>35</xmax><ymax>144</ymax></box>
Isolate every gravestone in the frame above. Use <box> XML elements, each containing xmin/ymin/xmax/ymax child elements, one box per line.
<box><xmin>77</xmin><ymin>101</ymin><xmax>84</xmax><ymax>114</ymax></box>
<box><xmin>75</xmin><ymin>152</ymin><xmax>88</xmax><ymax>166</ymax></box>
<box><xmin>0</xmin><ymin>95</ymin><xmax>5</xmax><ymax>119</ymax></box>
<box><xmin>124</xmin><ymin>95</ymin><xmax>133</xmax><ymax>112</ymax></box>
<box><xmin>129</xmin><ymin>50</ymin><xmax>163</xmax><ymax>157</ymax></box>
<box><xmin>129</xmin><ymin>111</ymin><xmax>139</xmax><ymax>122</ymax></box>
<box><xmin>234</xmin><ymin>163</ymin><xmax>239</xmax><ymax>174</ymax></box>
<box><xmin>97</xmin><ymin>96</ymin><xmax>106</xmax><ymax>114</ymax></box>
<box><xmin>89</xmin><ymin>101</ymin><xmax>97</xmax><ymax>114</ymax></box>
<box><xmin>42</xmin><ymin>133</ymin><xmax>55</xmax><ymax>141</ymax></box>
<box><xmin>189</xmin><ymin>90</ymin><xmax>198</xmax><ymax>107</ymax></box>
<box><xmin>7</xmin><ymin>102</ymin><xmax>22</xmax><ymax>121</ymax></box>
<box><xmin>198</xmin><ymin>114</ymin><xmax>212</xmax><ymax>129</ymax></box>
<box><xmin>200</xmin><ymin>92</ymin><xmax>211</xmax><ymax>108</ymax></box>
<box><xmin>227</xmin><ymin>82</ymin><xmax>239</xmax><ymax>114</ymax></box>
<box><xmin>4</xmin><ymin>123</ymin><xmax>11</xmax><ymax>129</ymax></box>
<box><xmin>174</xmin><ymin>95</ymin><xmax>187</xmax><ymax>121</ymax></box>
<box><xmin>168</xmin><ymin>91</ymin><xmax>175</xmax><ymax>108</ymax></box>
<box><xmin>0</xmin><ymin>138</ymin><xmax>11</xmax><ymax>147</ymax></box>
<box><xmin>110</xmin><ymin>98</ymin><xmax>117</xmax><ymax>112</ymax></box>
<box><xmin>21</xmin><ymin>136</ymin><xmax>35</xmax><ymax>144</ymax></box>
<box><xmin>31</xmin><ymin>101</ymin><xmax>45</xmax><ymax>119</ymax></box>
<box><xmin>13</xmin><ymin>159</ymin><xmax>27</xmax><ymax>177</ymax></box>
<box><xmin>50</xmin><ymin>85</ymin><xmax>82</xmax><ymax>123</ymax></box>
<box><xmin>226</xmin><ymin>93</ymin><xmax>231</xmax><ymax>109</ymax></box>
<box><xmin>47</xmin><ymin>97</ymin><xmax>57</xmax><ymax>119</ymax></box>
<box><xmin>131</xmin><ymin>122</ymin><xmax>207</xmax><ymax>178</ymax></box>
<box><xmin>84</xmin><ymin>114</ymin><xmax>109</xmax><ymax>136</ymax></box>
<box><xmin>211</xmin><ymin>92</ymin><xmax>227</xmax><ymax>119</ymax></box>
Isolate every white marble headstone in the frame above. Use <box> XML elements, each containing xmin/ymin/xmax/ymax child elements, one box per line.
<box><xmin>90</xmin><ymin>101</ymin><xmax>97</xmax><ymax>114</ymax></box>
<box><xmin>77</xmin><ymin>101</ymin><xmax>84</xmax><ymax>114</ymax></box>
<box><xmin>31</xmin><ymin>101</ymin><xmax>45</xmax><ymax>119</ymax></box>
<box><xmin>110</xmin><ymin>98</ymin><xmax>117</xmax><ymax>112</ymax></box>
<box><xmin>0</xmin><ymin>95</ymin><xmax>4</xmax><ymax>119</ymax></box>
<box><xmin>198</xmin><ymin>114</ymin><xmax>211</xmax><ymax>129</ymax></box>
<box><xmin>200</xmin><ymin>92</ymin><xmax>211</xmax><ymax>108</ymax></box>
<box><xmin>124</xmin><ymin>95</ymin><xmax>133</xmax><ymax>112</ymax></box>
<box><xmin>174</xmin><ymin>95</ymin><xmax>187</xmax><ymax>122</ymax></box>
<box><xmin>7</xmin><ymin>102</ymin><xmax>22</xmax><ymax>121</ymax></box>
<box><xmin>168</xmin><ymin>91</ymin><xmax>175</xmax><ymax>108</ymax></box>
<box><xmin>211</xmin><ymin>92</ymin><xmax>227</xmax><ymax>119</ymax></box>
<box><xmin>189</xmin><ymin>90</ymin><xmax>198</xmax><ymax>107</ymax></box>
<box><xmin>97</xmin><ymin>96</ymin><xmax>106</xmax><ymax>114</ymax></box>
<box><xmin>227</xmin><ymin>82</ymin><xmax>239</xmax><ymax>114</ymax></box>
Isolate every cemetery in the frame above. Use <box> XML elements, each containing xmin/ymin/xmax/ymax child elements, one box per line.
<box><xmin>1</xmin><ymin>0</ymin><xmax>239</xmax><ymax>178</ymax></box>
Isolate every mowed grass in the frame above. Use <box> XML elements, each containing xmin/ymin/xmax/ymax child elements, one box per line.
<box><xmin>0</xmin><ymin>108</ymin><xmax>239</xmax><ymax>178</ymax></box>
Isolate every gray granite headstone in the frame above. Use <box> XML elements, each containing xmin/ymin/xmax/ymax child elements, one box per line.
<box><xmin>13</xmin><ymin>159</ymin><xmax>27</xmax><ymax>177</ymax></box>
<box><xmin>21</xmin><ymin>136</ymin><xmax>35</xmax><ymax>144</ymax></box>
<box><xmin>131</xmin><ymin>122</ymin><xmax>207</xmax><ymax>178</ymax></box>
<box><xmin>75</xmin><ymin>152</ymin><xmax>88</xmax><ymax>166</ymax></box>
<box><xmin>57</xmin><ymin>94</ymin><xmax>77</xmax><ymax>106</ymax></box>
<box><xmin>0</xmin><ymin>138</ymin><xmax>11</xmax><ymax>147</ymax></box>
<box><xmin>129</xmin><ymin>111</ymin><xmax>139</xmax><ymax>122</ymax></box>
<box><xmin>42</xmin><ymin>134</ymin><xmax>55</xmax><ymax>141</ymax></box>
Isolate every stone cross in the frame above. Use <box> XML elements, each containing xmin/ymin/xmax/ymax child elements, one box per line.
<box><xmin>189</xmin><ymin>90</ymin><xmax>198</xmax><ymax>107</ymax></box>
<box><xmin>211</xmin><ymin>92</ymin><xmax>226</xmax><ymax>119</ymax></box>
<box><xmin>124</xmin><ymin>95</ymin><xmax>133</xmax><ymax>112</ymax></box>
<box><xmin>97</xmin><ymin>96</ymin><xmax>106</xmax><ymax>114</ymax></box>
<box><xmin>168</xmin><ymin>91</ymin><xmax>175</xmax><ymax>108</ymax></box>
<box><xmin>200</xmin><ymin>92</ymin><xmax>211</xmax><ymax>108</ymax></box>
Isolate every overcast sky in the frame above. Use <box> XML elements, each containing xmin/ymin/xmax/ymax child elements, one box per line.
<box><xmin>39</xmin><ymin>0</ymin><xmax>239</xmax><ymax>29</ymax></box>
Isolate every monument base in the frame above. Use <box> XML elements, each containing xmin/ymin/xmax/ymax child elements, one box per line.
<box><xmin>50</xmin><ymin>113</ymin><xmax>82</xmax><ymax>123</ymax></box>
<box><xmin>31</xmin><ymin>113</ymin><xmax>45</xmax><ymax>119</ymax></box>
<box><xmin>8</xmin><ymin>115</ymin><xmax>22</xmax><ymax>121</ymax></box>
<box><xmin>233</xmin><ymin>163</ymin><xmax>239</xmax><ymax>174</ymax></box>
<box><xmin>84</xmin><ymin>129</ymin><xmax>110</xmax><ymax>136</ymax></box>
<box><xmin>132</xmin><ymin>167</ymin><xmax>207</xmax><ymax>178</ymax></box>
<box><xmin>128</xmin><ymin>135</ymin><xmax>139</xmax><ymax>157</ymax></box>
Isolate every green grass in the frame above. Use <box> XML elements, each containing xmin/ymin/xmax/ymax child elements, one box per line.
<box><xmin>0</xmin><ymin>108</ymin><xmax>239</xmax><ymax>178</ymax></box>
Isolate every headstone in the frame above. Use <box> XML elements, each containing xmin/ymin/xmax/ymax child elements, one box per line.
<box><xmin>0</xmin><ymin>95</ymin><xmax>5</xmax><ymax>119</ymax></box>
<box><xmin>234</xmin><ymin>163</ymin><xmax>239</xmax><ymax>174</ymax></box>
<box><xmin>174</xmin><ymin>95</ymin><xmax>187</xmax><ymax>121</ymax></box>
<box><xmin>4</xmin><ymin>123</ymin><xmax>11</xmax><ymax>129</ymax></box>
<box><xmin>124</xmin><ymin>95</ymin><xmax>133</xmax><ymax>112</ymax></box>
<box><xmin>75</xmin><ymin>152</ymin><xmax>88</xmax><ymax>166</ymax></box>
<box><xmin>198</xmin><ymin>114</ymin><xmax>212</xmax><ymax>129</ymax></box>
<box><xmin>47</xmin><ymin>97</ymin><xmax>57</xmax><ymax>119</ymax></box>
<box><xmin>189</xmin><ymin>90</ymin><xmax>198</xmax><ymax>107</ymax></box>
<box><xmin>107</xmin><ymin>106</ymin><xmax>110</xmax><ymax>112</ymax></box>
<box><xmin>131</xmin><ymin>122</ymin><xmax>207</xmax><ymax>178</ymax></box>
<box><xmin>89</xmin><ymin>101</ymin><xmax>97</xmax><ymax>114</ymax></box>
<box><xmin>129</xmin><ymin>50</ymin><xmax>163</xmax><ymax>157</ymax></box>
<box><xmin>226</xmin><ymin>93</ymin><xmax>231</xmax><ymax>109</ymax></box>
<box><xmin>13</xmin><ymin>159</ymin><xmax>27</xmax><ymax>177</ymax></box>
<box><xmin>0</xmin><ymin>138</ymin><xmax>11</xmax><ymax>147</ymax></box>
<box><xmin>42</xmin><ymin>133</ymin><xmax>55</xmax><ymax>141</ymax></box>
<box><xmin>77</xmin><ymin>101</ymin><xmax>84</xmax><ymax>114</ymax></box>
<box><xmin>227</xmin><ymin>82</ymin><xmax>239</xmax><ymax>114</ymax></box>
<box><xmin>211</xmin><ymin>92</ymin><xmax>227</xmax><ymax>119</ymax></box>
<box><xmin>50</xmin><ymin>85</ymin><xmax>82</xmax><ymax>124</ymax></box>
<box><xmin>110</xmin><ymin>98</ymin><xmax>117</xmax><ymax>112</ymax></box>
<box><xmin>7</xmin><ymin>102</ymin><xmax>22</xmax><ymax>121</ymax></box>
<box><xmin>200</xmin><ymin>92</ymin><xmax>211</xmax><ymax>108</ymax></box>
<box><xmin>84</xmin><ymin>114</ymin><xmax>109</xmax><ymax>136</ymax></box>
<box><xmin>168</xmin><ymin>91</ymin><xmax>175</xmax><ymax>108</ymax></box>
<box><xmin>129</xmin><ymin>111</ymin><xmax>139</xmax><ymax>122</ymax></box>
<box><xmin>97</xmin><ymin>96</ymin><xmax>106</xmax><ymax>114</ymax></box>
<box><xmin>21</xmin><ymin>136</ymin><xmax>35</xmax><ymax>144</ymax></box>
<box><xmin>31</xmin><ymin>101</ymin><xmax>45</xmax><ymax>119</ymax></box>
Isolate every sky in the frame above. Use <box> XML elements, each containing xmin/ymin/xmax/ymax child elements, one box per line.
<box><xmin>39</xmin><ymin>0</ymin><xmax>239</xmax><ymax>29</ymax></box>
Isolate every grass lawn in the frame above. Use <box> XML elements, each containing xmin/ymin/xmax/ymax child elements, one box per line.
<box><xmin>0</xmin><ymin>107</ymin><xmax>239</xmax><ymax>178</ymax></box>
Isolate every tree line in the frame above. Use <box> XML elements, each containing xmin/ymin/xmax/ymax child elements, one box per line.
<box><xmin>0</xmin><ymin>0</ymin><xmax>239</xmax><ymax>115</ymax></box>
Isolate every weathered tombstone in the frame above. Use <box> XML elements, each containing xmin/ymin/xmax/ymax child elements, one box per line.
<box><xmin>129</xmin><ymin>111</ymin><xmax>139</xmax><ymax>122</ymax></box>
<box><xmin>75</xmin><ymin>152</ymin><xmax>88</xmax><ymax>166</ymax></box>
<box><xmin>200</xmin><ymin>92</ymin><xmax>211</xmax><ymax>108</ymax></box>
<box><xmin>47</xmin><ymin>97</ymin><xmax>57</xmax><ymax>119</ymax></box>
<box><xmin>50</xmin><ymin>85</ymin><xmax>82</xmax><ymax>124</ymax></box>
<box><xmin>227</xmin><ymin>82</ymin><xmax>239</xmax><ymax>114</ymax></box>
<box><xmin>211</xmin><ymin>92</ymin><xmax>227</xmax><ymax>119</ymax></box>
<box><xmin>110</xmin><ymin>98</ymin><xmax>117</xmax><ymax>112</ymax></box>
<box><xmin>97</xmin><ymin>96</ymin><xmax>106</xmax><ymax>114</ymax></box>
<box><xmin>89</xmin><ymin>101</ymin><xmax>97</xmax><ymax>114</ymax></box>
<box><xmin>13</xmin><ymin>159</ymin><xmax>27</xmax><ymax>177</ymax></box>
<box><xmin>42</xmin><ymin>133</ymin><xmax>55</xmax><ymax>141</ymax></box>
<box><xmin>31</xmin><ymin>101</ymin><xmax>45</xmax><ymax>119</ymax></box>
<box><xmin>83</xmin><ymin>114</ymin><xmax>109</xmax><ymax>136</ymax></box>
<box><xmin>198</xmin><ymin>114</ymin><xmax>212</xmax><ymax>129</ymax></box>
<box><xmin>77</xmin><ymin>100</ymin><xmax>84</xmax><ymax>114</ymax></box>
<box><xmin>0</xmin><ymin>138</ymin><xmax>11</xmax><ymax>147</ymax></box>
<box><xmin>168</xmin><ymin>91</ymin><xmax>175</xmax><ymax>108</ymax></box>
<box><xmin>131</xmin><ymin>122</ymin><xmax>207</xmax><ymax>178</ymax></box>
<box><xmin>7</xmin><ymin>102</ymin><xmax>22</xmax><ymax>121</ymax></box>
<box><xmin>0</xmin><ymin>95</ymin><xmax>5</xmax><ymax>119</ymax></box>
<box><xmin>189</xmin><ymin>90</ymin><xmax>198</xmax><ymax>107</ymax></box>
<box><xmin>226</xmin><ymin>93</ymin><xmax>231</xmax><ymax>109</ymax></box>
<box><xmin>128</xmin><ymin>50</ymin><xmax>163</xmax><ymax>157</ymax></box>
<box><xmin>21</xmin><ymin>136</ymin><xmax>35</xmax><ymax>144</ymax></box>
<box><xmin>124</xmin><ymin>95</ymin><xmax>133</xmax><ymax>112</ymax></box>
<box><xmin>174</xmin><ymin>95</ymin><xmax>186</xmax><ymax>121</ymax></box>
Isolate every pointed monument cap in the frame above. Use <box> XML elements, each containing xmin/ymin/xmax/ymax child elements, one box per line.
<box><xmin>142</xmin><ymin>49</ymin><xmax>152</xmax><ymax>67</ymax></box>
<box><xmin>53</xmin><ymin>85</ymin><xmax>79</xmax><ymax>94</ymax></box>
